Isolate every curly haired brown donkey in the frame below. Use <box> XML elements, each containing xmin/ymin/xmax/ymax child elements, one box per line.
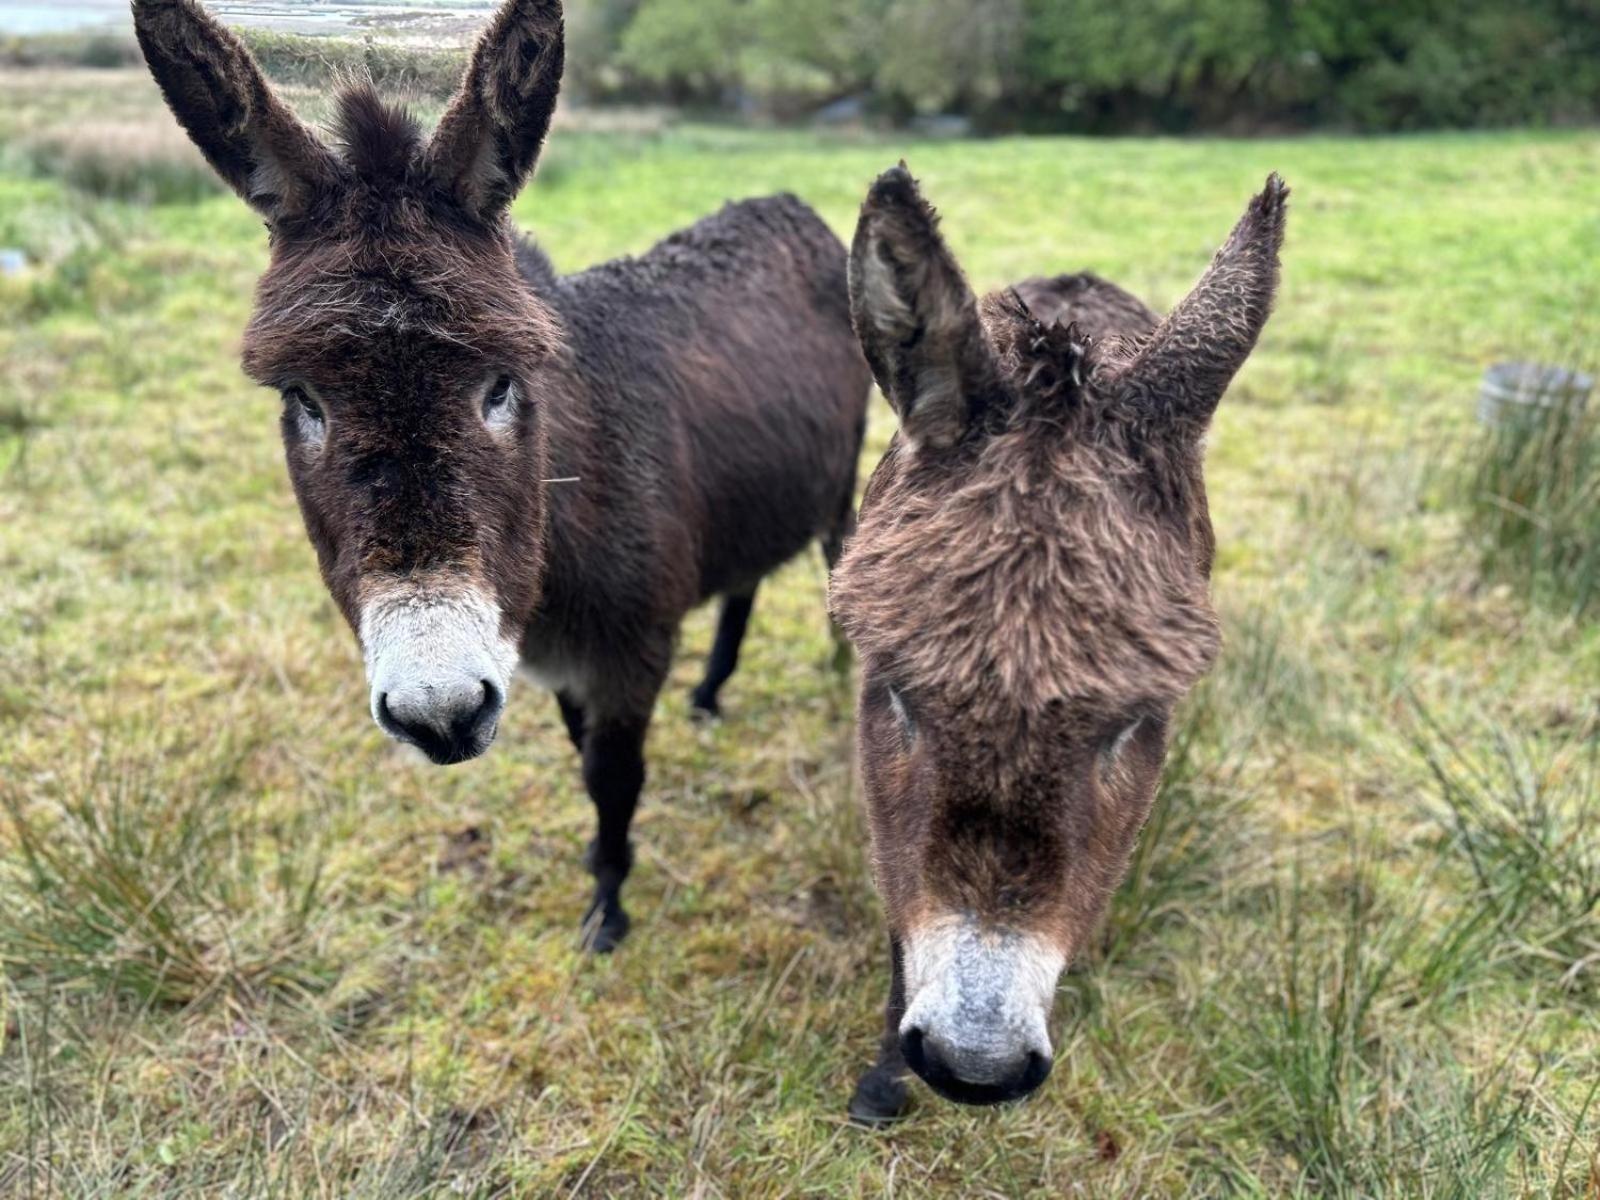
<box><xmin>133</xmin><ymin>0</ymin><xmax>869</xmax><ymax>951</ymax></box>
<box><xmin>832</xmin><ymin>165</ymin><xmax>1288</xmax><ymax>1117</ymax></box>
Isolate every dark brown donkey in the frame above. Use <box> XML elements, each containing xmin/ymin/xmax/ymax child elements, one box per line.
<box><xmin>134</xmin><ymin>0</ymin><xmax>869</xmax><ymax>951</ymax></box>
<box><xmin>832</xmin><ymin>166</ymin><xmax>1287</xmax><ymax>1118</ymax></box>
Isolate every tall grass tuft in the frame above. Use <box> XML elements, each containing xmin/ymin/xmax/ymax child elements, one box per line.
<box><xmin>0</xmin><ymin>735</ymin><xmax>332</xmax><ymax>1006</ymax></box>
<box><xmin>1459</xmin><ymin>383</ymin><xmax>1600</xmax><ymax>616</ymax></box>
<box><xmin>1207</xmin><ymin>850</ymin><xmax>1539</xmax><ymax>1196</ymax></box>
<box><xmin>1413</xmin><ymin>704</ymin><xmax>1600</xmax><ymax>993</ymax></box>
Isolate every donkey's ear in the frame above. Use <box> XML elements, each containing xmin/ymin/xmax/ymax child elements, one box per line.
<box><xmin>849</xmin><ymin>164</ymin><xmax>1002</xmax><ymax>451</ymax></box>
<box><xmin>424</xmin><ymin>0</ymin><xmax>564</xmax><ymax>222</ymax></box>
<box><xmin>1116</xmin><ymin>174</ymin><xmax>1288</xmax><ymax>439</ymax></box>
<box><xmin>133</xmin><ymin>0</ymin><xmax>339</xmax><ymax>220</ymax></box>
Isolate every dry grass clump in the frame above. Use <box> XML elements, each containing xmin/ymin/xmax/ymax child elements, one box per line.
<box><xmin>0</xmin><ymin>68</ymin><xmax>219</xmax><ymax>204</ymax></box>
<box><xmin>237</xmin><ymin>29</ymin><xmax>470</xmax><ymax>100</ymax></box>
<box><xmin>0</xmin><ymin>32</ymin><xmax>141</xmax><ymax>70</ymax></box>
<box><xmin>0</xmin><ymin>729</ymin><xmax>331</xmax><ymax>1006</ymax></box>
<box><xmin>21</xmin><ymin>119</ymin><xmax>220</xmax><ymax>205</ymax></box>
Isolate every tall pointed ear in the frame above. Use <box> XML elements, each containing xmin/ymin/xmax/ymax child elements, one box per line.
<box><xmin>132</xmin><ymin>0</ymin><xmax>340</xmax><ymax>221</ymax></box>
<box><xmin>424</xmin><ymin>0</ymin><xmax>564</xmax><ymax>223</ymax></box>
<box><xmin>848</xmin><ymin>164</ymin><xmax>1002</xmax><ymax>451</ymax></box>
<box><xmin>1115</xmin><ymin>174</ymin><xmax>1289</xmax><ymax>438</ymax></box>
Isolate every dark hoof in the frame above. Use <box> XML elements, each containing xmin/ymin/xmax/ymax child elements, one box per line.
<box><xmin>688</xmin><ymin>688</ymin><xmax>721</xmax><ymax>722</ymax></box>
<box><xmin>848</xmin><ymin>1067</ymin><xmax>910</xmax><ymax>1126</ymax></box>
<box><xmin>581</xmin><ymin>904</ymin><xmax>630</xmax><ymax>954</ymax></box>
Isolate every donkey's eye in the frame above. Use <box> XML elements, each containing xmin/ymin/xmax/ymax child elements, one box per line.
<box><xmin>282</xmin><ymin>386</ymin><xmax>325</xmax><ymax>444</ymax></box>
<box><xmin>1104</xmin><ymin>717</ymin><xmax>1143</xmax><ymax>761</ymax></box>
<box><xmin>887</xmin><ymin>686</ymin><xmax>916</xmax><ymax>743</ymax></box>
<box><xmin>482</xmin><ymin>375</ymin><xmax>516</xmax><ymax>429</ymax></box>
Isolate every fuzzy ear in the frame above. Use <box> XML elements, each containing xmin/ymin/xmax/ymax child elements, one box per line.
<box><xmin>132</xmin><ymin>0</ymin><xmax>340</xmax><ymax>220</ymax></box>
<box><xmin>1115</xmin><ymin>174</ymin><xmax>1289</xmax><ymax>438</ymax></box>
<box><xmin>848</xmin><ymin>164</ymin><xmax>1002</xmax><ymax>451</ymax></box>
<box><xmin>424</xmin><ymin>0</ymin><xmax>564</xmax><ymax>223</ymax></box>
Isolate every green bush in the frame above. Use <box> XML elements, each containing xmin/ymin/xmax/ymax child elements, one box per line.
<box><xmin>578</xmin><ymin>0</ymin><xmax>1600</xmax><ymax>130</ymax></box>
<box><xmin>1</xmin><ymin>1</ymin><xmax>1595</xmax><ymax>130</ymax></box>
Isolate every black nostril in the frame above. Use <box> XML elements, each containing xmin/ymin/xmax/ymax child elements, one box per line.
<box><xmin>478</xmin><ymin>679</ymin><xmax>502</xmax><ymax>724</ymax></box>
<box><xmin>378</xmin><ymin>691</ymin><xmax>442</xmax><ymax>752</ymax></box>
<box><xmin>1019</xmin><ymin>1050</ymin><xmax>1052</xmax><ymax>1095</ymax></box>
<box><xmin>377</xmin><ymin>692</ymin><xmax>424</xmax><ymax>743</ymax></box>
<box><xmin>899</xmin><ymin>1026</ymin><xmax>928</xmax><ymax>1076</ymax></box>
<box><xmin>459</xmin><ymin>679</ymin><xmax>502</xmax><ymax>741</ymax></box>
<box><xmin>375</xmin><ymin>681</ymin><xmax>501</xmax><ymax>766</ymax></box>
<box><xmin>900</xmin><ymin>1027</ymin><xmax>1051</xmax><ymax>1107</ymax></box>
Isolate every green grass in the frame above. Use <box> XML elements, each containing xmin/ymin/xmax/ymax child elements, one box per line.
<box><xmin>2</xmin><ymin>68</ymin><xmax>1600</xmax><ymax>1195</ymax></box>
<box><xmin>1457</xmin><ymin>387</ymin><xmax>1600</xmax><ymax>618</ymax></box>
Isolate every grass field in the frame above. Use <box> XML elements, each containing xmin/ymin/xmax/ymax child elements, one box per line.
<box><xmin>1</xmin><ymin>65</ymin><xmax>1599</xmax><ymax>1197</ymax></box>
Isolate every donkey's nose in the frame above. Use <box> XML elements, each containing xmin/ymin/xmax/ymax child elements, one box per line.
<box><xmin>376</xmin><ymin>678</ymin><xmax>503</xmax><ymax>765</ymax></box>
<box><xmin>899</xmin><ymin>1024</ymin><xmax>1052</xmax><ymax>1107</ymax></box>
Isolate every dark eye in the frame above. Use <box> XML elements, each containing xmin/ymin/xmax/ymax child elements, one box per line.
<box><xmin>1104</xmin><ymin>717</ymin><xmax>1144</xmax><ymax>761</ymax></box>
<box><xmin>282</xmin><ymin>385</ymin><xmax>325</xmax><ymax>442</ymax></box>
<box><xmin>482</xmin><ymin>375</ymin><xmax>515</xmax><ymax>424</ymax></box>
<box><xmin>886</xmin><ymin>686</ymin><xmax>916</xmax><ymax>742</ymax></box>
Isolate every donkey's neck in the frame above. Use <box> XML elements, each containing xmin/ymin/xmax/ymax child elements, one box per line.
<box><xmin>510</xmin><ymin>253</ymin><xmax>627</xmax><ymax>660</ymax></box>
<box><xmin>507</xmin><ymin>229</ymin><xmax>701</xmax><ymax>666</ymax></box>
<box><xmin>511</xmin><ymin>232</ymin><xmax>595</xmax><ymax>602</ymax></box>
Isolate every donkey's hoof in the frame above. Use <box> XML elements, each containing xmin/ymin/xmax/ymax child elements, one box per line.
<box><xmin>848</xmin><ymin>1067</ymin><xmax>910</xmax><ymax>1126</ymax></box>
<box><xmin>581</xmin><ymin>905</ymin><xmax>631</xmax><ymax>954</ymax></box>
<box><xmin>688</xmin><ymin>688</ymin><xmax>722</xmax><ymax>722</ymax></box>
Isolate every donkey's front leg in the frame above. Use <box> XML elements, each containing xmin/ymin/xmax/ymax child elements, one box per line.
<box><xmin>555</xmin><ymin>690</ymin><xmax>586</xmax><ymax>753</ymax></box>
<box><xmin>579</xmin><ymin>714</ymin><xmax>648</xmax><ymax>953</ymax></box>
<box><xmin>849</xmin><ymin>934</ymin><xmax>911</xmax><ymax>1125</ymax></box>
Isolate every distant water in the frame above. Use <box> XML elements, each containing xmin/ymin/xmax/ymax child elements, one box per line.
<box><xmin>0</xmin><ymin>0</ymin><xmax>128</xmax><ymax>34</ymax></box>
<box><xmin>0</xmin><ymin>0</ymin><xmax>496</xmax><ymax>36</ymax></box>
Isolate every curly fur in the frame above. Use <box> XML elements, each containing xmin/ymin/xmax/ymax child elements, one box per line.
<box><xmin>835</xmin><ymin>165</ymin><xmax>1287</xmax><ymax>1007</ymax></box>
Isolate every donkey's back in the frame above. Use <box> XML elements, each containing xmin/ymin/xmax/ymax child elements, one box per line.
<box><xmin>1011</xmin><ymin>272</ymin><xmax>1161</xmax><ymax>344</ymax></box>
<box><xmin>543</xmin><ymin>194</ymin><xmax>868</xmax><ymax>605</ymax></box>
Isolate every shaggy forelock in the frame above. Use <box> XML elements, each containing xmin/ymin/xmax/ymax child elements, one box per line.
<box><xmin>241</xmin><ymin>141</ymin><xmax>562</xmax><ymax>374</ymax></box>
<box><xmin>248</xmin><ymin>231</ymin><xmax>558</xmax><ymax>356</ymax></box>
<box><xmin>236</xmin><ymin>83</ymin><xmax>564</xmax><ymax>365</ymax></box>
<box><xmin>332</xmin><ymin>84</ymin><xmax>425</xmax><ymax>186</ymax></box>
<box><xmin>832</xmin><ymin>298</ymin><xmax>1220</xmax><ymax>721</ymax></box>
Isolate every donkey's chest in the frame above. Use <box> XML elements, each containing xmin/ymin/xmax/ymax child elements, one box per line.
<box><xmin>517</xmin><ymin>626</ymin><xmax>587</xmax><ymax>696</ymax></box>
<box><xmin>516</xmin><ymin>607</ymin><xmax>636</xmax><ymax>702</ymax></box>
